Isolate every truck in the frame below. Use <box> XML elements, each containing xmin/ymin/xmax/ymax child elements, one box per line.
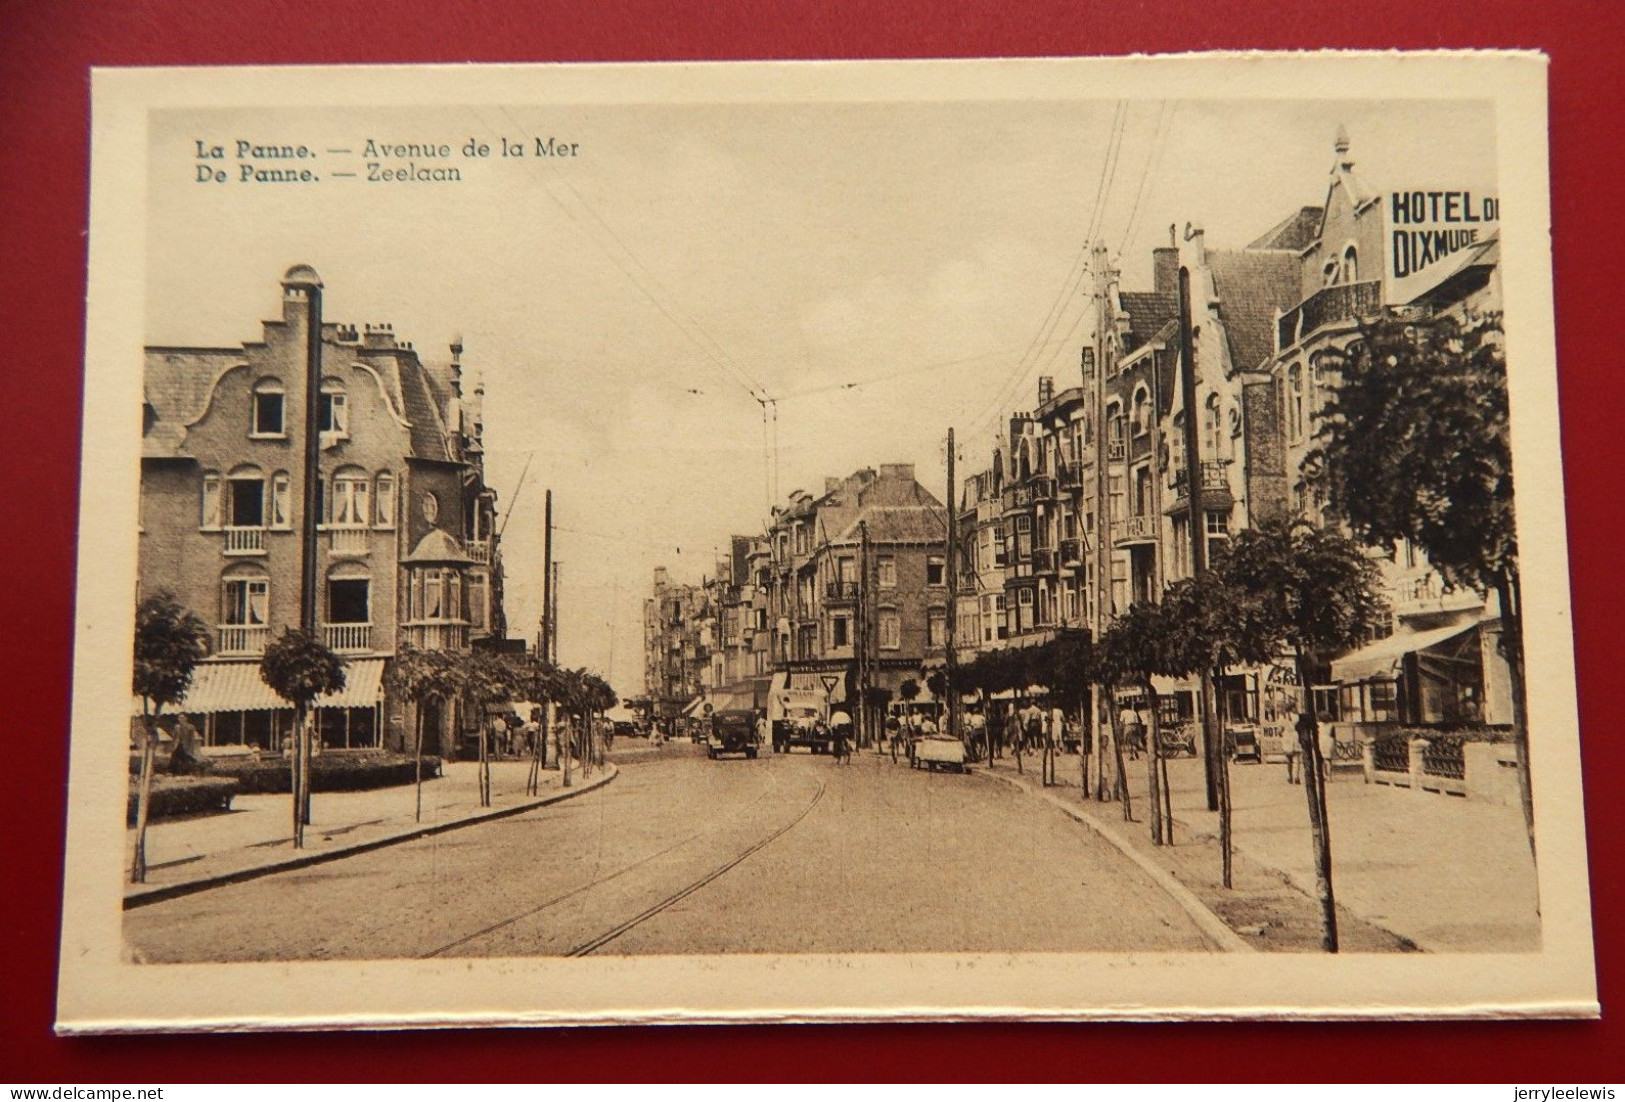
<box><xmin>769</xmin><ymin>699</ymin><xmax>831</xmax><ymax>754</ymax></box>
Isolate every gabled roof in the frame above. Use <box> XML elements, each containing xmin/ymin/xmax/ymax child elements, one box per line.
<box><xmin>1207</xmin><ymin>248</ymin><xmax>1304</xmax><ymax>372</ymax></box>
<box><xmin>1246</xmin><ymin>206</ymin><xmax>1325</xmax><ymax>251</ymax></box>
<box><xmin>1119</xmin><ymin>290</ymin><xmax>1179</xmax><ymax>352</ymax></box>
<box><xmin>396</xmin><ymin>356</ymin><xmax>454</xmax><ymax>462</ymax></box>
<box><xmin>831</xmin><ymin>505</ymin><xmax>947</xmax><ymax>546</ymax></box>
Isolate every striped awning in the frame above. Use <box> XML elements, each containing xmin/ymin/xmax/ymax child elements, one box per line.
<box><xmin>132</xmin><ymin>658</ymin><xmax>386</xmax><ymax>715</ymax></box>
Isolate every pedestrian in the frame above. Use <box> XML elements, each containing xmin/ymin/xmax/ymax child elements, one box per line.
<box><xmin>1120</xmin><ymin>702</ymin><xmax>1145</xmax><ymax>761</ymax></box>
<box><xmin>167</xmin><ymin>712</ymin><xmax>206</xmax><ymax>774</ymax></box>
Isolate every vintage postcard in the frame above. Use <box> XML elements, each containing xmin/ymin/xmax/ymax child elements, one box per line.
<box><xmin>59</xmin><ymin>53</ymin><xmax>1595</xmax><ymax>1030</ymax></box>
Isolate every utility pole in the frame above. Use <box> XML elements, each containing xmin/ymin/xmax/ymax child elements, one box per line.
<box><xmin>544</xmin><ymin>492</ymin><xmax>569</xmax><ymax>789</ymax></box>
<box><xmin>1178</xmin><ymin>265</ymin><xmax>1220</xmax><ymax>812</ymax></box>
<box><xmin>295</xmin><ymin>273</ymin><xmax>323</xmax><ymax>840</ymax></box>
<box><xmin>858</xmin><ymin>519</ymin><xmax>871</xmax><ymax>750</ymax></box>
<box><xmin>1090</xmin><ymin>241</ymin><xmax>1117</xmax><ymax>807</ymax></box>
<box><xmin>945</xmin><ymin>428</ymin><xmax>960</xmax><ymax>744</ymax></box>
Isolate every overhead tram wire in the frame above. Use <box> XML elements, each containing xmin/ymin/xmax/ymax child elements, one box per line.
<box><xmin>960</xmin><ymin>100</ymin><xmax>1132</xmax><ymax>447</ymax></box>
<box><xmin>1114</xmin><ymin>100</ymin><xmax>1176</xmax><ymax>264</ymax></box>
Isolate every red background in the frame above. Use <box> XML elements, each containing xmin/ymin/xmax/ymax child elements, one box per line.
<box><xmin>2</xmin><ymin>0</ymin><xmax>1620</xmax><ymax>1082</ymax></box>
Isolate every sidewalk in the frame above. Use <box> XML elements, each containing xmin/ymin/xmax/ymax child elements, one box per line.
<box><xmin>125</xmin><ymin>759</ymin><xmax>617</xmax><ymax>907</ymax></box>
<box><xmin>980</xmin><ymin>749</ymin><xmax>1539</xmax><ymax>952</ymax></box>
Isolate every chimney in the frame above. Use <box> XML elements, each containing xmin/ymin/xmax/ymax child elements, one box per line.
<box><xmin>279</xmin><ymin>263</ymin><xmax>323</xmax><ymax>328</ymax></box>
<box><xmin>1153</xmin><ymin>247</ymin><xmax>1179</xmax><ymax>296</ymax></box>
<box><xmin>825</xmin><ymin>476</ymin><xmax>841</xmax><ymax>495</ymax></box>
<box><xmin>1037</xmin><ymin>375</ymin><xmax>1055</xmax><ymax>406</ymax></box>
<box><xmin>447</xmin><ymin>333</ymin><xmax>465</xmax><ymax>437</ymax></box>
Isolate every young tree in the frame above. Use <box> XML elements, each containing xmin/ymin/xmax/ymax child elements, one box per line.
<box><xmin>1222</xmin><ymin>518</ymin><xmax>1386</xmax><ymax>951</ymax></box>
<box><xmin>1161</xmin><ymin>572</ymin><xmax>1277</xmax><ymax>889</ymax></box>
<box><xmin>898</xmin><ymin>677</ymin><xmax>921</xmax><ymax>730</ymax></box>
<box><xmin>1099</xmin><ymin>603</ymin><xmax>1179</xmax><ymax>845</ymax></box>
<box><xmin>385</xmin><ymin>644</ymin><xmax>458</xmax><ymax>822</ymax></box>
<box><xmin>924</xmin><ymin>667</ymin><xmax>948</xmax><ymax>725</ymax></box>
<box><xmin>517</xmin><ymin>654</ymin><xmax>562</xmax><ymax>794</ymax></box>
<box><xmin>1037</xmin><ymin>629</ymin><xmax>1095</xmax><ymax>795</ymax></box>
<box><xmin>456</xmin><ymin>650</ymin><xmax>523</xmax><ymax>807</ymax></box>
<box><xmin>130</xmin><ymin>591</ymin><xmax>211</xmax><ymax>883</ymax></box>
<box><xmin>1309</xmin><ymin>312</ymin><xmax>1534</xmax><ymax>854</ymax></box>
<box><xmin>259</xmin><ymin>629</ymin><xmax>347</xmax><ymax>848</ymax></box>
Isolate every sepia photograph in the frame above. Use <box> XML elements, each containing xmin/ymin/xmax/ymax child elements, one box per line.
<box><xmin>57</xmin><ymin>53</ymin><xmax>1594</xmax><ymax>1029</ymax></box>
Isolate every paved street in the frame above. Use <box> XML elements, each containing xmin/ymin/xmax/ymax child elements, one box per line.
<box><xmin>124</xmin><ymin>742</ymin><xmax>1217</xmax><ymax>961</ymax></box>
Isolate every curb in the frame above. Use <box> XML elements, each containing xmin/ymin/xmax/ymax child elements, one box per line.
<box><xmin>983</xmin><ymin>767</ymin><xmax>1255</xmax><ymax>954</ymax></box>
<box><xmin>125</xmin><ymin>763</ymin><xmax>619</xmax><ymax>910</ymax></box>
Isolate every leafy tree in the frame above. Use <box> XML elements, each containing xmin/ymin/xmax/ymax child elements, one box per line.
<box><xmin>898</xmin><ymin>677</ymin><xmax>921</xmax><ymax>727</ymax></box>
<box><xmin>924</xmin><ymin>667</ymin><xmax>948</xmax><ymax>723</ymax></box>
<box><xmin>1309</xmin><ymin>312</ymin><xmax>1534</xmax><ymax>853</ymax></box>
<box><xmin>1099</xmin><ymin>602</ymin><xmax>1181</xmax><ymax>844</ymax></box>
<box><xmin>385</xmin><ymin>644</ymin><xmax>458</xmax><ymax>821</ymax></box>
<box><xmin>1161</xmin><ymin>573</ymin><xmax>1277</xmax><ymax>888</ymax></box>
<box><xmin>454</xmin><ymin>649</ymin><xmax>524</xmax><ymax>806</ymax></box>
<box><xmin>260</xmin><ymin>629</ymin><xmax>346</xmax><ymax>848</ymax></box>
<box><xmin>130</xmin><ymin>591</ymin><xmax>211</xmax><ymax>883</ymax></box>
<box><xmin>1220</xmin><ymin>518</ymin><xmax>1386</xmax><ymax>951</ymax></box>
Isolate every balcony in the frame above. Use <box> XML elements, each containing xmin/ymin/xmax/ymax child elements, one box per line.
<box><xmin>825</xmin><ymin>580</ymin><xmax>859</xmax><ymax>603</ymax></box>
<box><xmin>1028</xmin><ymin>475</ymin><xmax>1057</xmax><ymax>501</ymax></box>
<box><xmin>1030</xmin><ymin>547</ymin><xmax>1057</xmax><ymax>574</ymax></box>
<box><xmin>1059</xmin><ymin>537</ymin><xmax>1082</xmax><ymax>567</ymax></box>
<box><xmin>1056</xmin><ymin>462</ymin><xmax>1083</xmax><ymax>491</ymax></box>
<box><xmin>1002</xmin><ymin>485</ymin><xmax>1034</xmax><ymax>512</ymax></box>
<box><xmin>1391</xmin><ymin>575</ymin><xmax>1485</xmax><ymax>620</ymax></box>
<box><xmin>1172</xmin><ymin>460</ymin><xmax>1231</xmax><ymax>495</ymax></box>
<box><xmin>464</xmin><ymin>538</ymin><xmax>492</xmax><ymax>564</ymax></box>
<box><xmin>222</xmin><ymin>526</ymin><xmax>266</xmax><ymax>556</ymax></box>
<box><xmin>1105</xmin><ymin>441</ymin><xmax>1127</xmax><ymax>464</ymax></box>
<box><xmin>327</xmin><ymin>525</ymin><xmax>369</xmax><ymax>556</ymax></box>
<box><xmin>217</xmin><ymin>624</ymin><xmax>268</xmax><ymax>655</ymax></box>
<box><xmin>1277</xmin><ymin>280</ymin><xmax>1383</xmax><ymax>350</ymax></box>
<box><xmin>1114</xmin><ymin>515</ymin><xmax>1159</xmax><ymax>546</ymax></box>
<box><xmin>324</xmin><ymin>623</ymin><xmax>373</xmax><ymax>652</ymax></box>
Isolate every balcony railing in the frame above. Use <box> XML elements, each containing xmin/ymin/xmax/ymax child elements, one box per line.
<box><xmin>1059</xmin><ymin>537</ymin><xmax>1082</xmax><ymax>566</ymax></box>
<box><xmin>464</xmin><ymin>538</ymin><xmax>492</xmax><ymax>564</ymax></box>
<box><xmin>1030</xmin><ymin>547</ymin><xmax>1057</xmax><ymax>574</ymax></box>
<box><xmin>405</xmin><ymin>622</ymin><xmax>467</xmax><ymax>651</ymax></box>
<box><xmin>1172</xmin><ymin>460</ymin><xmax>1231</xmax><ymax>494</ymax></box>
<box><xmin>324</xmin><ymin>623</ymin><xmax>373</xmax><ymax>652</ymax></box>
<box><xmin>1056</xmin><ymin>462</ymin><xmax>1082</xmax><ymax>490</ymax></box>
<box><xmin>217</xmin><ymin>624</ymin><xmax>269</xmax><ymax>655</ymax></box>
<box><xmin>1106</xmin><ymin>440</ymin><xmax>1127</xmax><ymax>463</ymax></box>
<box><xmin>825</xmin><ymin>580</ymin><xmax>859</xmax><ymax>602</ymax></box>
<box><xmin>1115</xmin><ymin>515</ymin><xmax>1159</xmax><ymax>545</ymax></box>
<box><xmin>223</xmin><ymin>526</ymin><xmax>266</xmax><ymax>555</ymax></box>
<box><xmin>1277</xmin><ymin>280</ymin><xmax>1383</xmax><ymax>350</ymax></box>
<box><xmin>327</xmin><ymin>526</ymin><xmax>369</xmax><ymax>556</ymax></box>
<box><xmin>1028</xmin><ymin>475</ymin><xmax>1057</xmax><ymax>501</ymax></box>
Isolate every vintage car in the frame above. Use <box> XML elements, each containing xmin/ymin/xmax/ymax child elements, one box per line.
<box><xmin>707</xmin><ymin>709</ymin><xmax>762</xmax><ymax>760</ymax></box>
<box><xmin>910</xmin><ymin>733</ymin><xmax>970</xmax><ymax>774</ymax></box>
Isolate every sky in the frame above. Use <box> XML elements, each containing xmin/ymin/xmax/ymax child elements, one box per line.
<box><xmin>144</xmin><ymin>92</ymin><xmax>1498</xmax><ymax>699</ymax></box>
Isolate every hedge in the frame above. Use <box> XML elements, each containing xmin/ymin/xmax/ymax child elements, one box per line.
<box><xmin>209</xmin><ymin>752</ymin><xmax>442</xmax><ymax>794</ymax></box>
<box><xmin>126</xmin><ymin>776</ymin><xmax>241</xmax><ymax>824</ymax></box>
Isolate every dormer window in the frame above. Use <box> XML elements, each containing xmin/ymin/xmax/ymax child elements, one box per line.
<box><xmin>251</xmin><ymin>378</ymin><xmax>285</xmax><ymax>437</ymax></box>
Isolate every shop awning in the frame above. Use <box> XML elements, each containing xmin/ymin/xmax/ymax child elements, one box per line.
<box><xmin>133</xmin><ymin>658</ymin><xmax>386</xmax><ymax>715</ymax></box>
<box><xmin>678</xmin><ymin>696</ymin><xmax>705</xmax><ymax>718</ymax></box>
<box><xmin>1330</xmin><ymin>621</ymin><xmax>1481</xmax><ymax>683</ymax></box>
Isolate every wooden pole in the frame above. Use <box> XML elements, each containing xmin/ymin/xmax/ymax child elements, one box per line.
<box><xmin>1178</xmin><ymin>265</ymin><xmax>1220</xmax><ymax>813</ymax></box>
<box><xmin>945</xmin><ymin>428</ymin><xmax>961</xmax><ymax>746</ymax></box>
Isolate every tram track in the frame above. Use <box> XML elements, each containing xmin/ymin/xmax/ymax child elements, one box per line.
<box><xmin>417</xmin><ymin>768</ymin><xmax>822</xmax><ymax>959</ymax></box>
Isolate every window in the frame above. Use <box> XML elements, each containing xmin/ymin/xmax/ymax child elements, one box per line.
<box><xmin>1323</xmin><ymin>260</ymin><xmax>1340</xmax><ymax>287</ymax></box>
<box><xmin>1131</xmin><ymin>386</ymin><xmax>1150</xmax><ymax>436</ymax></box>
<box><xmin>927</xmin><ymin>608</ymin><xmax>946</xmax><ymax>647</ymax></box>
<box><xmin>251</xmin><ymin>379</ymin><xmax>285</xmax><ymax>436</ymax></box>
<box><xmin>270</xmin><ymin>472</ymin><xmax>291</xmax><ymax>529</ymax></box>
<box><xmin>878</xmin><ymin>556</ymin><xmax>896</xmax><ymax>588</ymax></box>
<box><xmin>1342</xmin><ymin>246</ymin><xmax>1358</xmax><ymax>283</ymax></box>
<box><xmin>1287</xmin><ymin>363</ymin><xmax>1305</xmax><ymax>441</ymax></box>
<box><xmin>374</xmin><ymin>472</ymin><xmax>395</xmax><ymax>528</ymax></box>
<box><xmin>318</xmin><ymin>383</ymin><xmax>348</xmax><ymax>436</ymax></box>
<box><xmin>832</xmin><ymin>616</ymin><xmax>850</xmax><ymax>648</ymax></box>
<box><xmin>331</xmin><ymin>470</ymin><xmax>370</xmax><ymax>527</ymax></box>
<box><xmin>228</xmin><ymin>471</ymin><xmax>265</xmax><ymax>527</ymax></box>
<box><xmin>927</xmin><ymin>556</ymin><xmax>945</xmax><ymax>586</ymax></box>
<box><xmin>467</xmin><ymin>571</ymin><xmax>487</xmax><ymax>631</ymax></box>
<box><xmin>1205</xmin><ymin>394</ymin><xmax>1223</xmax><ymax>460</ymax></box>
<box><xmin>328</xmin><ymin>578</ymin><xmax>370</xmax><ymax>624</ymax></box>
<box><xmin>1368</xmin><ymin>680</ymin><xmax>1399</xmax><ymax>723</ymax></box>
<box><xmin>1018</xmin><ymin>588</ymin><xmax>1033</xmax><ymax>607</ymax></box>
<box><xmin>200</xmin><ymin>473</ymin><xmax>222</xmax><ymax>529</ymax></box>
<box><xmin>223</xmin><ymin>576</ymin><xmax>269</xmax><ymax>625</ymax></box>
<box><xmin>837</xmin><ymin>556</ymin><xmax>855</xmax><ymax>584</ymax></box>
<box><xmin>879</xmin><ymin>610</ymin><xmax>901</xmax><ymax>650</ymax></box>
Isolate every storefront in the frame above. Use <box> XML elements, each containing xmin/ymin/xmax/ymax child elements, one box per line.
<box><xmin>133</xmin><ymin>657</ymin><xmax>388</xmax><ymax>751</ymax></box>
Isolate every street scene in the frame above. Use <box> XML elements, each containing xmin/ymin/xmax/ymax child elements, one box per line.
<box><xmin>116</xmin><ymin>85</ymin><xmax>1547</xmax><ymax>973</ymax></box>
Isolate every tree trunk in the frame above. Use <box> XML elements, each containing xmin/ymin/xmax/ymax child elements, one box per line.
<box><xmin>1143</xmin><ymin>680</ymin><xmax>1164</xmax><ymax>844</ymax></box>
<box><xmin>131</xmin><ymin>707</ymin><xmax>160</xmax><ymax>883</ymax></box>
<box><xmin>1495</xmin><ymin>571</ymin><xmax>1536</xmax><ymax>865</ymax></box>
<box><xmin>1108</xmin><ymin>685</ymin><xmax>1131</xmax><ymax>817</ymax></box>
<box><xmin>1296</xmin><ymin>650</ymin><xmax>1339</xmax><ymax>952</ymax></box>
<box><xmin>413</xmin><ymin>702</ymin><xmax>426</xmax><ymax>822</ymax></box>
<box><xmin>300</xmin><ymin>708</ymin><xmax>313</xmax><ymax>827</ymax></box>
<box><xmin>1213</xmin><ymin>666</ymin><xmax>1233</xmax><ymax>890</ymax></box>
<box><xmin>478</xmin><ymin>713</ymin><xmax>491</xmax><ymax>808</ymax></box>
<box><xmin>1078</xmin><ymin>700</ymin><xmax>1091</xmax><ymax>799</ymax></box>
<box><xmin>291</xmin><ymin>705</ymin><xmax>306</xmax><ymax>848</ymax></box>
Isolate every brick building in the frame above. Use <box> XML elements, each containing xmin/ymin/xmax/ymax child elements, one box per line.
<box><xmin>139</xmin><ymin>265</ymin><xmax>506</xmax><ymax>755</ymax></box>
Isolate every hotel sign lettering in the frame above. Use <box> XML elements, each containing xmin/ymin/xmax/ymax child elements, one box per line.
<box><xmin>1385</xmin><ymin>189</ymin><xmax>1499</xmax><ymax>304</ymax></box>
